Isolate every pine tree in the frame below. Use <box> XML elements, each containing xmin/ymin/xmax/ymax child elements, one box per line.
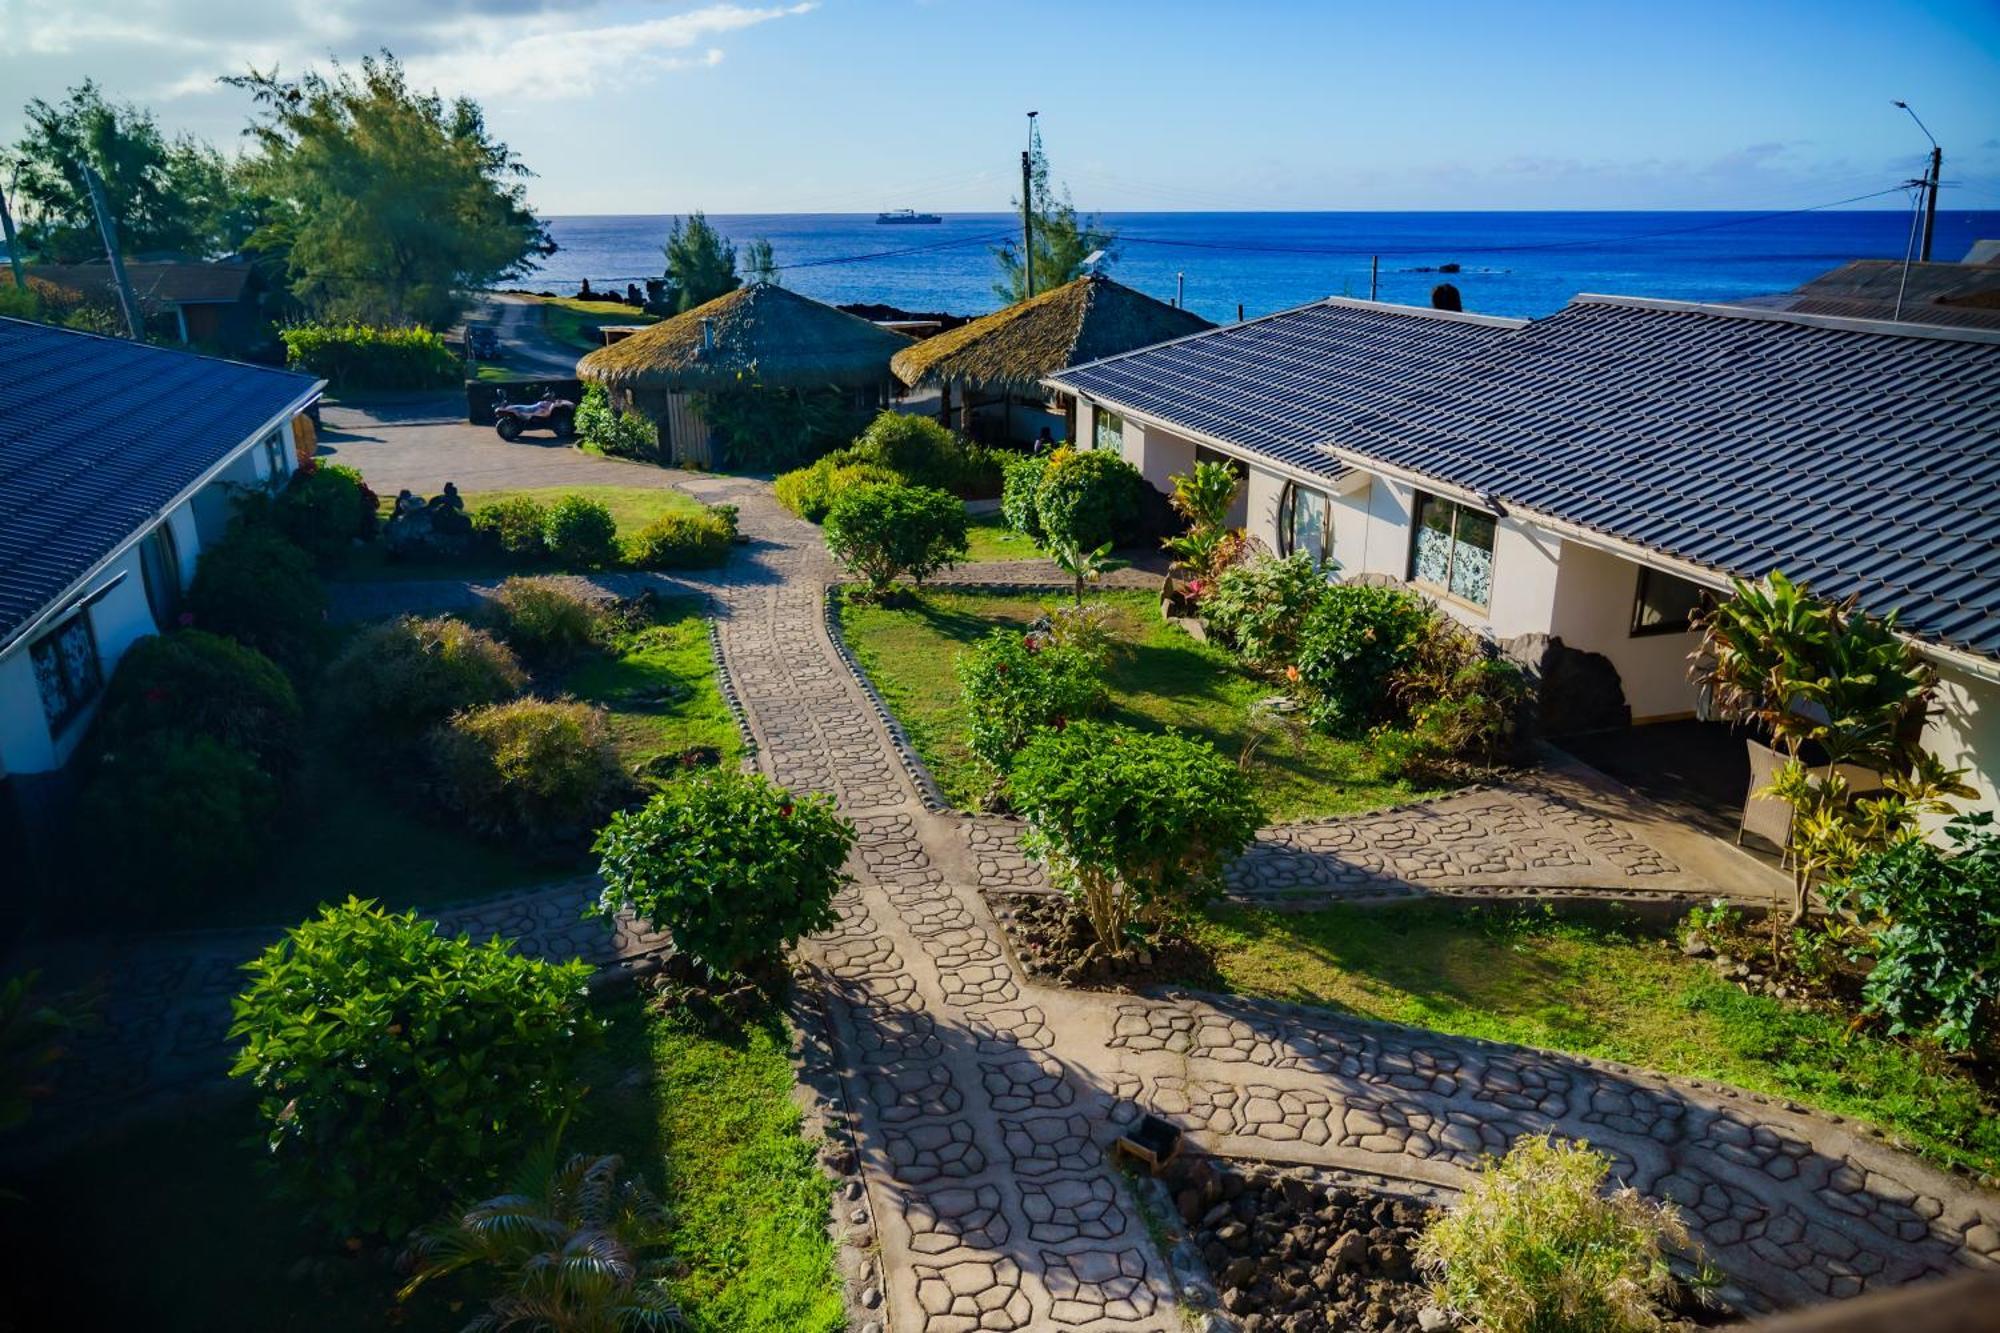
<box><xmin>661</xmin><ymin>211</ymin><xmax>740</xmax><ymax>312</ymax></box>
<box><xmin>992</xmin><ymin>129</ymin><xmax>1115</xmax><ymax>304</ymax></box>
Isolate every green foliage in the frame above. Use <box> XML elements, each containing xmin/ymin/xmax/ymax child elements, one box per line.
<box><xmin>691</xmin><ymin>385</ymin><xmax>876</xmax><ymax>472</ymax></box>
<box><xmin>957</xmin><ymin>629</ymin><xmax>1107</xmax><ymax>772</ymax></box>
<box><xmin>185</xmin><ymin>526</ymin><xmax>327</xmax><ymax>672</ymax></box>
<box><xmin>1</xmin><ymin>971</ymin><xmax>92</xmax><ymax>1135</ymax></box>
<box><xmin>429</xmin><ymin>698</ymin><xmax>628</xmax><ymax>841</ymax></box>
<box><xmin>1418</xmin><ymin>1134</ymin><xmax>1707</xmax><ymax>1333</ymax></box>
<box><xmin>229</xmin><ymin>55</ymin><xmax>545</xmax><ymax>328</ymax></box>
<box><xmin>659</xmin><ymin>211</ymin><xmax>740</xmax><ymax>314</ymax></box>
<box><xmin>1199</xmin><ymin>554</ymin><xmax>1331</xmax><ymax>673</ymax></box>
<box><xmin>272</xmin><ymin>460</ymin><xmax>376</xmax><ymax>561</ymax></box>
<box><xmin>844</xmin><ymin>411</ymin><xmax>1000</xmax><ymax>496</ymax></box>
<box><xmin>228</xmin><ymin>899</ymin><xmax>602</xmax><ymax>1238</ymax></box>
<box><xmin>1010</xmin><ymin>721</ymin><xmax>1260</xmax><ymax>952</ymax></box>
<box><xmin>1034</xmin><ymin>447</ymin><xmax>1143</xmax><ymax>553</ymax></box>
<box><xmin>11</xmin><ymin>80</ymin><xmax>251</xmax><ymax>262</ymax></box>
<box><xmin>400</xmin><ymin>1138</ymin><xmax>685</xmax><ymax>1331</ymax></box>
<box><xmin>1161</xmin><ymin>459</ymin><xmax>1244</xmax><ymax>579</ymax></box>
<box><xmin>543</xmin><ymin>495</ymin><xmax>620</xmax><ymax>567</ymax></box>
<box><xmin>77</xmin><ymin>731</ymin><xmax>279</xmax><ymax>906</ymax></box>
<box><xmin>623</xmin><ymin>508</ymin><xmax>737</xmax><ymax>569</ymax></box>
<box><xmin>999</xmin><ymin>454</ymin><xmax>1049</xmax><ymax>543</ymax></box>
<box><xmin>1293</xmin><ymin>583</ymin><xmax>1431</xmax><ymax>731</ymax></box>
<box><xmin>1375</xmin><ymin>616</ymin><xmax>1529</xmax><ymax>778</ymax></box>
<box><xmin>324</xmin><ymin>615</ymin><xmax>527</xmax><ymax>739</ymax></box>
<box><xmin>575</xmin><ymin>383</ymin><xmax>661</xmax><ymax>462</ymax></box>
<box><xmin>472</xmin><ymin>494</ymin><xmax>550</xmax><ymax>558</ymax></box>
<box><xmin>773</xmin><ymin>457</ymin><xmax>902</xmax><ymax>522</ymax></box>
<box><xmin>1846</xmin><ymin>813</ymin><xmax>2000</xmax><ymax>1052</ymax></box>
<box><xmin>488</xmin><ymin>576</ymin><xmax>605</xmax><ymax>667</ymax></box>
<box><xmin>992</xmin><ymin>131</ymin><xmax>1118</xmax><ymax>302</ymax></box>
<box><xmin>1048</xmin><ymin>536</ymin><xmax>1115</xmax><ymax>606</ymax></box>
<box><xmin>824</xmin><ymin>482</ymin><xmax>969</xmax><ymax>594</ymax></box>
<box><xmin>278</xmin><ymin>322</ymin><xmax>460</xmax><ymax>390</ymax></box>
<box><xmin>95</xmin><ymin>629</ymin><xmax>301</xmax><ymax>772</ymax></box>
<box><xmin>742</xmin><ymin>237</ymin><xmax>781</xmax><ymax>286</ymax></box>
<box><xmin>592</xmin><ymin>770</ymin><xmax>854</xmax><ymax>979</ymax></box>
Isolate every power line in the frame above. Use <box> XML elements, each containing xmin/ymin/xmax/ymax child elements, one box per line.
<box><xmin>770</xmin><ymin>228</ymin><xmax>1015</xmax><ymax>272</ymax></box>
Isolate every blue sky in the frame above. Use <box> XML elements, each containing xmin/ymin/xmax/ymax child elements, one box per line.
<box><xmin>4</xmin><ymin>0</ymin><xmax>1997</xmax><ymax>214</ymax></box>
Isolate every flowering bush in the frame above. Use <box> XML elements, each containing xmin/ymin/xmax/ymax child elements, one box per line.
<box><xmin>591</xmin><ymin>770</ymin><xmax>853</xmax><ymax>978</ymax></box>
<box><xmin>229</xmin><ymin>899</ymin><xmax>601</xmax><ymax>1238</ymax></box>
<box><xmin>273</xmin><ymin>460</ymin><xmax>377</xmax><ymax>562</ymax></box>
<box><xmin>95</xmin><ymin>629</ymin><xmax>302</xmax><ymax>772</ymax></box>
<box><xmin>1198</xmin><ymin>554</ymin><xmax>1332</xmax><ymax>673</ymax></box>
<box><xmin>1010</xmin><ymin>721</ymin><xmax>1260</xmax><ymax>953</ymax></box>
<box><xmin>429</xmin><ymin>698</ymin><xmax>628</xmax><ymax>841</ymax></box>
<box><xmin>1293</xmin><ymin>583</ymin><xmax>1431</xmax><ymax>731</ymax></box>
<box><xmin>957</xmin><ymin>628</ymin><xmax>1107</xmax><ymax>772</ymax></box>
<box><xmin>1034</xmin><ymin>447</ymin><xmax>1144</xmax><ymax>553</ymax></box>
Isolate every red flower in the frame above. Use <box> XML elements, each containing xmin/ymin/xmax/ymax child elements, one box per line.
<box><xmin>779</xmin><ymin>803</ymin><xmax>794</xmax><ymax>818</ymax></box>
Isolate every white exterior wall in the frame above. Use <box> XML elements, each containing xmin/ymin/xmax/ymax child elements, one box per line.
<box><xmin>1926</xmin><ymin>664</ymin><xmax>2000</xmax><ymax>819</ymax></box>
<box><xmin>1546</xmin><ymin>542</ymin><xmax>1703</xmax><ymax>721</ymax></box>
<box><xmin>1123</xmin><ymin>419</ymin><xmax>1196</xmax><ymax>493</ymax></box>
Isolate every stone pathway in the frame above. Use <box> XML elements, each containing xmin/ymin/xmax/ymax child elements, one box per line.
<box><xmin>12</xmin><ymin>455</ymin><xmax>1997</xmax><ymax>1324</ymax></box>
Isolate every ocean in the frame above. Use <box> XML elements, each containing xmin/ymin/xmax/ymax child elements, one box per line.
<box><xmin>527</xmin><ymin>210</ymin><xmax>1999</xmax><ymax>324</ymax></box>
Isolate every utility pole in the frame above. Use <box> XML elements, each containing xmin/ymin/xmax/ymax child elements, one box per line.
<box><xmin>1369</xmin><ymin>255</ymin><xmax>1379</xmax><ymax>301</ymax></box>
<box><xmin>1176</xmin><ymin>272</ymin><xmax>1185</xmax><ymax>308</ymax></box>
<box><xmin>1894</xmin><ymin>101</ymin><xmax>1942</xmax><ymax>263</ymax></box>
<box><xmin>82</xmin><ymin>162</ymin><xmax>142</xmax><ymax>339</ymax></box>
<box><xmin>1021</xmin><ymin>110</ymin><xmax>1038</xmax><ymax>299</ymax></box>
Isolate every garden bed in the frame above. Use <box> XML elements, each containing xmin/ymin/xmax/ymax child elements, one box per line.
<box><xmin>835</xmin><ymin>587</ymin><xmax>1431</xmax><ymax>820</ymax></box>
<box><xmin>3</xmin><ymin>984</ymin><xmax>841</xmax><ymax>1333</ymax></box>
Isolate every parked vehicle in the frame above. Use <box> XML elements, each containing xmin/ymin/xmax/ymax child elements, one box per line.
<box><xmin>494</xmin><ymin>392</ymin><xmax>576</xmax><ymax>441</ymax></box>
<box><xmin>467</xmin><ymin>326</ymin><xmax>502</xmax><ymax>359</ymax></box>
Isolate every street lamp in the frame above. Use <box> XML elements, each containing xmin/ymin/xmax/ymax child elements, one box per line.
<box><xmin>1893</xmin><ymin>100</ymin><xmax>1941</xmax><ymax>262</ymax></box>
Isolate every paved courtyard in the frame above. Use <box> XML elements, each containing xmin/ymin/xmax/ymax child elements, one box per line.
<box><xmin>17</xmin><ymin>423</ymin><xmax>1999</xmax><ymax>1328</ymax></box>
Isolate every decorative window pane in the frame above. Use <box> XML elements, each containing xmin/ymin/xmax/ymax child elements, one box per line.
<box><xmin>1092</xmin><ymin>408</ymin><xmax>1124</xmax><ymax>453</ymax></box>
<box><xmin>1631</xmin><ymin>566</ymin><xmax>1707</xmax><ymax>635</ymax></box>
<box><xmin>30</xmin><ymin>613</ymin><xmax>102</xmax><ymax>733</ymax></box>
<box><xmin>1409</xmin><ymin>492</ymin><xmax>1497</xmax><ymax>609</ymax></box>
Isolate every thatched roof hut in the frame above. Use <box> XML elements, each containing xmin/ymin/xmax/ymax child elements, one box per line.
<box><xmin>577</xmin><ymin>282</ymin><xmax>909</xmax><ymax>392</ymax></box>
<box><xmin>891</xmin><ymin>274</ymin><xmax>1214</xmax><ymax>395</ymax></box>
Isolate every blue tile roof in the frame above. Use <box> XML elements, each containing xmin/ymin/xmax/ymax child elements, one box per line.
<box><xmin>1047</xmin><ymin>298</ymin><xmax>1527</xmax><ymax>480</ymax></box>
<box><xmin>1332</xmin><ymin>297</ymin><xmax>2000</xmax><ymax>661</ymax></box>
<box><xmin>0</xmin><ymin>318</ymin><xmax>319</xmax><ymax>649</ymax></box>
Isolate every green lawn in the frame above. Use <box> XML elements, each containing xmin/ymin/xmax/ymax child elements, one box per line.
<box><xmin>569</xmin><ymin>606</ymin><xmax>745</xmax><ymax>773</ymax></box>
<box><xmin>963</xmin><ymin>512</ymin><xmax>1044</xmax><ymax>563</ymax></box>
<box><xmin>1193</xmin><ymin>901</ymin><xmax>2000</xmax><ymax>1176</ymax></box>
<box><xmin>340</xmin><ymin>485</ymin><xmax>712</xmax><ymax>582</ymax></box>
<box><xmin>3</xmin><ymin>988</ymin><xmax>841</xmax><ymax>1333</ymax></box>
<box><xmin>537</xmin><ymin>296</ymin><xmax>660</xmax><ymax>352</ymax></box>
<box><xmin>838</xmin><ymin>587</ymin><xmax>1427</xmax><ymax>819</ymax></box>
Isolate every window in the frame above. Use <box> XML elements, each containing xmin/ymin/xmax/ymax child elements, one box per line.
<box><xmin>140</xmin><ymin>523</ymin><xmax>182</xmax><ymax>628</ymax></box>
<box><xmin>1279</xmin><ymin>481</ymin><xmax>1331</xmax><ymax>568</ymax></box>
<box><xmin>1092</xmin><ymin>407</ymin><xmax>1124</xmax><ymax>453</ymax></box>
<box><xmin>31</xmin><ymin>612</ymin><xmax>102</xmax><ymax>734</ymax></box>
<box><xmin>1631</xmin><ymin>566</ymin><xmax>1708</xmax><ymax>636</ymax></box>
<box><xmin>1409</xmin><ymin>492</ymin><xmax>1497</xmax><ymax>607</ymax></box>
<box><xmin>262</xmin><ymin>429</ymin><xmax>288</xmax><ymax>480</ymax></box>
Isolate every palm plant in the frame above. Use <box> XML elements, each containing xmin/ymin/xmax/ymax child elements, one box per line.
<box><xmin>1049</xmin><ymin>537</ymin><xmax>1114</xmax><ymax>605</ymax></box>
<box><xmin>1161</xmin><ymin>460</ymin><xmax>1243</xmax><ymax>580</ymax></box>
<box><xmin>400</xmin><ymin>1136</ymin><xmax>685</xmax><ymax>1333</ymax></box>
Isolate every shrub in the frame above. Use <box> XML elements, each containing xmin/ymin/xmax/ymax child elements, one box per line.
<box><xmin>774</xmin><ymin>456</ymin><xmax>903</xmax><ymax>522</ymax></box>
<box><xmin>591</xmin><ymin>769</ymin><xmax>853</xmax><ymax>979</ymax></box>
<box><xmin>488</xmin><ymin>577</ymin><xmax>604</xmax><ymax>667</ymax></box>
<box><xmin>845</xmin><ymin>410</ymin><xmax>1000</xmax><ymax>496</ymax></box>
<box><xmin>542</xmin><ymin>495</ymin><xmax>620</xmax><ymax>567</ymax></box>
<box><xmin>429</xmin><ymin>699</ymin><xmax>627</xmax><ymax>841</ymax></box>
<box><xmin>185</xmin><ymin>526</ymin><xmax>327</xmax><ymax>673</ymax></box>
<box><xmin>1418</xmin><ymin>1134</ymin><xmax>1707</xmax><ymax>1333</ymax></box>
<box><xmin>273</xmin><ymin>461</ymin><xmax>376</xmax><ymax>562</ymax></box>
<box><xmin>1034</xmin><ymin>447</ymin><xmax>1144</xmax><ymax>553</ymax></box>
<box><xmin>278</xmin><ymin>322</ymin><xmax>460</xmax><ymax>390</ymax></box>
<box><xmin>471</xmin><ymin>494</ymin><xmax>551</xmax><ymax>559</ymax></box>
<box><xmin>1293</xmin><ymin>583</ymin><xmax>1431</xmax><ymax>730</ymax></box>
<box><xmin>824</xmin><ymin>482</ymin><xmax>968</xmax><ymax>594</ymax></box>
<box><xmin>1847</xmin><ymin>813</ymin><xmax>2000</xmax><ymax>1052</ymax></box>
<box><xmin>228</xmin><ymin>899</ymin><xmax>602</xmax><ymax>1238</ymax></box>
<box><xmin>574</xmin><ymin>383</ymin><xmax>661</xmax><ymax>462</ymax></box>
<box><xmin>692</xmin><ymin>384</ymin><xmax>878</xmax><ymax>471</ymax></box>
<box><xmin>1000</xmin><ymin>454</ymin><xmax>1048</xmax><ymax>542</ymax></box>
<box><xmin>623</xmin><ymin>507</ymin><xmax>736</xmax><ymax>569</ymax></box>
<box><xmin>95</xmin><ymin>629</ymin><xmax>302</xmax><ymax>772</ymax></box>
<box><xmin>1037</xmin><ymin>600</ymin><xmax>1120</xmax><ymax>667</ymax></box>
<box><xmin>325</xmin><ymin>615</ymin><xmax>528</xmax><ymax>739</ymax></box>
<box><xmin>1377</xmin><ymin>654</ymin><xmax>1529</xmax><ymax>780</ymax></box>
<box><xmin>1200</xmin><ymin>554</ymin><xmax>1331</xmax><ymax>672</ymax></box>
<box><xmin>958</xmin><ymin>629</ymin><xmax>1107</xmax><ymax>772</ymax></box>
<box><xmin>77</xmin><ymin>732</ymin><xmax>278</xmax><ymax>907</ymax></box>
<box><xmin>1010</xmin><ymin>721</ymin><xmax>1260</xmax><ymax>953</ymax></box>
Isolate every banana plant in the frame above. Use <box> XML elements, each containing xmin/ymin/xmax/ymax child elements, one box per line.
<box><xmin>1049</xmin><ymin>537</ymin><xmax>1114</xmax><ymax>605</ymax></box>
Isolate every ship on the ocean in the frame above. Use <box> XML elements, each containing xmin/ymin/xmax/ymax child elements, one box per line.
<box><xmin>876</xmin><ymin>208</ymin><xmax>943</xmax><ymax>224</ymax></box>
